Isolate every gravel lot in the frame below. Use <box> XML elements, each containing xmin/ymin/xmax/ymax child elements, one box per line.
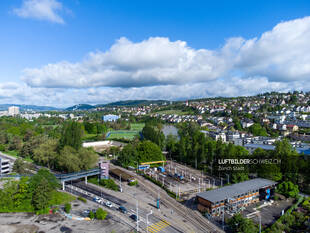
<box><xmin>0</xmin><ymin>199</ymin><xmax>133</xmax><ymax>233</ymax></box>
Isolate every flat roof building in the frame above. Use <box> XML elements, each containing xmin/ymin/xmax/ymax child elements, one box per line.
<box><xmin>196</xmin><ymin>178</ymin><xmax>277</xmax><ymax>216</ymax></box>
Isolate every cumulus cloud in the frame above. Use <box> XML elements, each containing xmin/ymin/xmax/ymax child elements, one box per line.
<box><xmin>235</xmin><ymin>17</ymin><xmax>310</xmax><ymax>81</ymax></box>
<box><xmin>13</xmin><ymin>0</ymin><xmax>65</xmax><ymax>24</ymax></box>
<box><xmin>22</xmin><ymin>37</ymin><xmax>230</xmax><ymax>88</ymax></box>
<box><xmin>21</xmin><ymin>16</ymin><xmax>310</xmax><ymax>90</ymax></box>
<box><xmin>2</xmin><ymin>16</ymin><xmax>310</xmax><ymax>106</ymax></box>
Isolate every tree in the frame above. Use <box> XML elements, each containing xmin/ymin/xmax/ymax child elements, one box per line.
<box><xmin>249</xmin><ymin>123</ymin><xmax>268</xmax><ymax>136</ymax></box>
<box><xmin>29</xmin><ymin>169</ymin><xmax>59</xmax><ymax>193</ymax></box>
<box><xmin>59</xmin><ymin>121</ymin><xmax>83</xmax><ymax>150</ymax></box>
<box><xmin>33</xmin><ymin>139</ymin><xmax>58</xmax><ymax>169</ymax></box>
<box><xmin>277</xmin><ymin>181</ymin><xmax>299</xmax><ymax>198</ymax></box>
<box><xmin>32</xmin><ymin>177</ymin><xmax>52</xmax><ymax>211</ymax></box>
<box><xmin>64</xmin><ymin>203</ymin><xmax>71</xmax><ymax>213</ymax></box>
<box><xmin>95</xmin><ymin>208</ymin><xmax>108</xmax><ymax>220</ymax></box>
<box><xmin>227</xmin><ymin>213</ymin><xmax>258</xmax><ymax>233</ymax></box>
<box><xmin>12</xmin><ymin>158</ymin><xmax>34</xmax><ymax>174</ymax></box>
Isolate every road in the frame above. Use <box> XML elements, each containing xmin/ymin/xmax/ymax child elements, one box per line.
<box><xmin>68</xmin><ymin>181</ymin><xmax>181</xmax><ymax>233</ymax></box>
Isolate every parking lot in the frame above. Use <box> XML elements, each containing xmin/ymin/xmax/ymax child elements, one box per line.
<box><xmin>242</xmin><ymin>198</ymin><xmax>294</xmax><ymax>226</ymax></box>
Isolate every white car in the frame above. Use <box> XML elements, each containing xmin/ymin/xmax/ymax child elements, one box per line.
<box><xmin>105</xmin><ymin>201</ymin><xmax>113</xmax><ymax>208</ymax></box>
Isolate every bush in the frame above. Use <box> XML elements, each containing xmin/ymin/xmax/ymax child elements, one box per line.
<box><xmin>77</xmin><ymin>196</ymin><xmax>87</xmax><ymax>203</ymax></box>
<box><xmin>95</xmin><ymin>208</ymin><xmax>108</xmax><ymax>220</ymax></box>
<box><xmin>64</xmin><ymin>203</ymin><xmax>71</xmax><ymax>213</ymax></box>
<box><xmin>0</xmin><ymin>144</ymin><xmax>6</xmax><ymax>151</ymax></box>
<box><xmin>89</xmin><ymin>211</ymin><xmax>95</xmax><ymax>219</ymax></box>
<box><xmin>128</xmin><ymin>180</ymin><xmax>138</xmax><ymax>186</ymax></box>
<box><xmin>99</xmin><ymin>179</ymin><xmax>119</xmax><ymax>191</ymax></box>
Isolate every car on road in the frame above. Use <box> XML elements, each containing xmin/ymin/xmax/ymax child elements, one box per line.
<box><xmin>130</xmin><ymin>214</ymin><xmax>138</xmax><ymax>221</ymax></box>
<box><xmin>93</xmin><ymin>197</ymin><xmax>101</xmax><ymax>203</ymax></box>
<box><xmin>119</xmin><ymin>206</ymin><xmax>127</xmax><ymax>214</ymax></box>
<box><xmin>105</xmin><ymin>201</ymin><xmax>113</xmax><ymax>208</ymax></box>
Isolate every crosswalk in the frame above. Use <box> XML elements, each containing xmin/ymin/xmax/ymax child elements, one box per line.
<box><xmin>147</xmin><ymin>220</ymin><xmax>170</xmax><ymax>233</ymax></box>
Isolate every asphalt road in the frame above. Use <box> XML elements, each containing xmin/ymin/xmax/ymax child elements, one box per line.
<box><xmin>68</xmin><ymin>181</ymin><xmax>181</xmax><ymax>233</ymax></box>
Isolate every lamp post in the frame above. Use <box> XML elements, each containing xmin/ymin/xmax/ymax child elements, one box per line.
<box><xmin>146</xmin><ymin>210</ymin><xmax>153</xmax><ymax>233</ymax></box>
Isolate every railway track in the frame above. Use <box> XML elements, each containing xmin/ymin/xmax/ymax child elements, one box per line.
<box><xmin>111</xmin><ymin>164</ymin><xmax>224</xmax><ymax>233</ymax></box>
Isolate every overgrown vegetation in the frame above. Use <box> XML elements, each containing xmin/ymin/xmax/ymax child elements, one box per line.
<box><xmin>0</xmin><ymin>169</ymin><xmax>75</xmax><ymax>214</ymax></box>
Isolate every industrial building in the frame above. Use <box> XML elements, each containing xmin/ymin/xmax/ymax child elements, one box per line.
<box><xmin>0</xmin><ymin>157</ymin><xmax>10</xmax><ymax>174</ymax></box>
<box><xmin>196</xmin><ymin>178</ymin><xmax>277</xmax><ymax>216</ymax></box>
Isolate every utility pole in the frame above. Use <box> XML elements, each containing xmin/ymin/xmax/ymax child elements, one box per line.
<box><xmin>221</xmin><ymin>177</ymin><xmax>223</xmax><ymax>187</ymax></box>
<box><xmin>136</xmin><ymin>200</ymin><xmax>139</xmax><ymax>232</ymax></box>
<box><xmin>120</xmin><ymin>174</ymin><xmax>122</xmax><ymax>192</ymax></box>
<box><xmin>258</xmin><ymin>214</ymin><xmax>261</xmax><ymax>233</ymax></box>
<box><xmin>222</xmin><ymin>211</ymin><xmax>225</xmax><ymax>230</ymax></box>
<box><xmin>198</xmin><ymin>178</ymin><xmax>200</xmax><ymax>192</ymax></box>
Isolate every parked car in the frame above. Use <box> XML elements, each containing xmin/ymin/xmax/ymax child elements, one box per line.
<box><xmin>130</xmin><ymin>214</ymin><xmax>138</xmax><ymax>221</ymax></box>
<box><xmin>105</xmin><ymin>201</ymin><xmax>113</xmax><ymax>208</ymax></box>
<box><xmin>119</xmin><ymin>206</ymin><xmax>127</xmax><ymax>214</ymax></box>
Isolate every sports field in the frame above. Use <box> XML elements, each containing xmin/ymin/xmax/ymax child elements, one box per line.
<box><xmin>106</xmin><ymin>123</ymin><xmax>145</xmax><ymax>140</ymax></box>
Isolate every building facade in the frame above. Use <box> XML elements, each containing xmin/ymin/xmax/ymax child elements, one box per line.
<box><xmin>8</xmin><ymin>106</ymin><xmax>20</xmax><ymax>116</ymax></box>
<box><xmin>0</xmin><ymin>157</ymin><xmax>10</xmax><ymax>174</ymax></box>
<box><xmin>196</xmin><ymin>178</ymin><xmax>277</xmax><ymax>216</ymax></box>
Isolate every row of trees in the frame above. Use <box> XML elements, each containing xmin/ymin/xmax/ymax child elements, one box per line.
<box><xmin>163</xmin><ymin>122</ymin><xmax>310</xmax><ymax>189</ymax></box>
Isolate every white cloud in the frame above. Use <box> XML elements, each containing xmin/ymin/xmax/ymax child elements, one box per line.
<box><xmin>22</xmin><ymin>37</ymin><xmax>230</xmax><ymax>88</ymax></box>
<box><xmin>235</xmin><ymin>17</ymin><xmax>310</xmax><ymax>81</ymax></box>
<box><xmin>2</xmin><ymin>16</ymin><xmax>310</xmax><ymax>106</ymax></box>
<box><xmin>13</xmin><ymin>0</ymin><xmax>65</xmax><ymax>24</ymax></box>
<box><xmin>22</xmin><ymin>17</ymin><xmax>310</xmax><ymax>89</ymax></box>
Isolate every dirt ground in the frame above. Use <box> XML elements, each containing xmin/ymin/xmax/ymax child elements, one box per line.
<box><xmin>0</xmin><ymin>208</ymin><xmax>132</xmax><ymax>233</ymax></box>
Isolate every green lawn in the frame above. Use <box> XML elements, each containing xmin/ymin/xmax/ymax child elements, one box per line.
<box><xmin>2</xmin><ymin>150</ymin><xmax>34</xmax><ymax>163</ymax></box>
<box><xmin>107</xmin><ymin>131</ymin><xmax>138</xmax><ymax>140</ymax></box>
<box><xmin>49</xmin><ymin>190</ymin><xmax>76</xmax><ymax>205</ymax></box>
<box><xmin>130</xmin><ymin>123</ymin><xmax>145</xmax><ymax>131</ymax></box>
<box><xmin>106</xmin><ymin>123</ymin><xmax>145</xmax><ymax>140</ymax></box>
<box><xmin>82</xmin><ymin>133</ymin><xmax>98</xmax><ymax>141</ymax></box>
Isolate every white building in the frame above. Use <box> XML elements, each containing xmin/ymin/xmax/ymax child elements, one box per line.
<box><xmin>8</xmin><ymin>106</ymin><xmax>20</xmax><ymax>116</ymax></box>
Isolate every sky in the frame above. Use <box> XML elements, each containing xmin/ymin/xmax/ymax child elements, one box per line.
<box><xmin>0</xmin><ymin>0</ymin><xmax>310</xmax><ymax>107</ymax></box>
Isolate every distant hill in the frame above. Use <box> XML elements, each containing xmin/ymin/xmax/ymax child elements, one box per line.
<box><xmin>0</xmin><ymin>104</ymin><xmax>61</xmax><ymax>111</ymax></box>
<box><xmin>96</xmin><ymin>100</ymin><xmax>169</xmax><ymax>107</ymax></box>
<box><xmin>65</xmin><ymin>104</ymin><xmax>95</xmax><ymax>111</ymax></box>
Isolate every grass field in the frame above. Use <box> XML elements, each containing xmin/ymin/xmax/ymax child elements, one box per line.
<box><xmin>106</xmin><ymin>123</ymin><xmax>145</xmax><ymax>140</ymax></box>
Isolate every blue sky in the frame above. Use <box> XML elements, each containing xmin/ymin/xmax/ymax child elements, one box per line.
<box><xmin>0</xmin><ymin>0</ymin><xmax>310</xmax><ymax>107</ymax></box>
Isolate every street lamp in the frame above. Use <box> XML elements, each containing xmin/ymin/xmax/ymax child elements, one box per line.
<box><xmin>146</xmin><ymin>210</ymin><xmax>153</xmax><ymax>233</ymax></box>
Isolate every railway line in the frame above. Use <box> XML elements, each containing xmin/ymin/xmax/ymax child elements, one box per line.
<box><xmin>111</xmin><ymin>164</ymin><xmax>224</xmax><ymax>233</ymax></box>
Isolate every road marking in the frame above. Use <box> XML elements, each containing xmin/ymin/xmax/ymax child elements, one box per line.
<box><xmin>147</xmin><ymin>220</ymin><xmax>170</xmax><ymax>232</ymax></box>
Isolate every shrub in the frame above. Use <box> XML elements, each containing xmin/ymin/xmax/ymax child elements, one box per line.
<box><xmin>77</xmin><ymin>196</ymin><xmax>87</xmax><ymax>203</ymax></box>
<box><xmin>64</xmin><ymin>203</ymin><xmax>71</xmax><ymax>213</ymax></box>
<box><xmin>99</xmin><ymin>179</ymin><xmax>119</xmax><ymax>191</ymax></box>
<box><xmin>95</xmin><ymin>208</ymin><xmax>108</xmax><ymax>220</ymax></box>
<box><xmin>128</xmin><ymin>180</ymin><xmax>138</xmax><ymax>186</ymax></box>
<box><xmin>89</xmin><ymin>211</ymin><xmax>95</xmax><ymax>219</ymax></box>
